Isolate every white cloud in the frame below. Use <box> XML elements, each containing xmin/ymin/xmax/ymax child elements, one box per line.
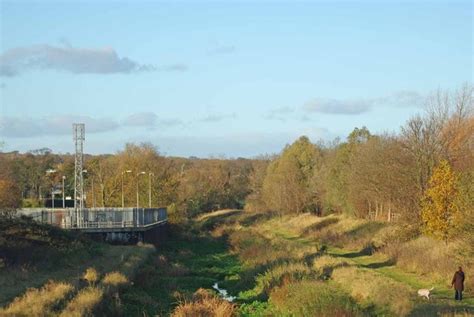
<box><xmin>199</xmin><ymin>113</ymin><xmax>237</xmax><ymax>123</ymax></box>
<box><xmin>0</xmin><ymin>44</ymin><xmax>187</xmax><ymax>76</ymax></box>
<box><xmin>304</xmin><ymin>98</ymin><xmax>371</xmax><ymax>115</ymax></box>
<box><xmin>303</xmin><ymin>90</ymin><xmax>425</xmax><ymax>115</ymax></box>
<box><xmin>0</xmin><ymin>115</ymin><xmax>119</xmax><ymax>137</ymax></box>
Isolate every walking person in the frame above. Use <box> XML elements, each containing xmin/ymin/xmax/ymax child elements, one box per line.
<box><xmin>452</xmin><ymin>266</ymin><xmax>465</xmax><ymax>301</ymax></box>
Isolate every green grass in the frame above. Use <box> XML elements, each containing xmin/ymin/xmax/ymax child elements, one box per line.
<box><xmin>121</xmin><ymin>224</ymin><xmax>243</xmax><ymax>316</ymax></box>
<box><xmin>118</xmin><ymin>210</ymin><xmax>474</xmax><ymax>316</ymax></box>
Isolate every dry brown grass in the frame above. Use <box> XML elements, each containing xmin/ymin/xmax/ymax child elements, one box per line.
<box><xmin>83</xmin><ymin>267</ymin><xmax>99</xmax><ymax>285</ymax></box>
<box><xmin>381</xmin><ymin>236</ymin><xmax>474</xmax><ymax>290</ymax></box>
<box><xmin>102</xmin><ymin>271</ymin><xmax>128</xmax><ymax>287</ymax></box>
<box><xmin>0</xmin><ymin>280</ymin><xmax>73</xmax><ymax>317</ymax></box>
<box><xmin>331</xmin><ymin>266</ymin><xmax>413</xmax><ymax>316</ymax></box>
<box><xmin>59</xmin><ymin>286</ymin><xmax>103</xmax><ymax>317</ymax></box>
<box><xmin>172</xmin><ymin>288</ymin><xmax>236</xmax><ymax>317</ymax></box>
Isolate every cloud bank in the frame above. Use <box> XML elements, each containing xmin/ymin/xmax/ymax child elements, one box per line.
<box><xmin>303</xmin><ymin>91</ymin><xmax>424</xmax><ymax>115</ymax></box>
<box><xmin>0</xmin><ymin>113</ymin><xmax>183</xmax><ymax>138</ymax></box>
<box><xmin>0</xmin><ymin>44</ymin><xmax>186</xmax><ymax>76</ymax></box>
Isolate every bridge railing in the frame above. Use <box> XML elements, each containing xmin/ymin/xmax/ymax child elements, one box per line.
<box><xmin>17</xmin><ymin>207</ymin><xmax>167</xmax><ymax>230</ymax></box>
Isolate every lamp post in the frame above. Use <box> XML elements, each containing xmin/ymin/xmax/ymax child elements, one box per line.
<box><xmin>148</xmin><ymin>172</ymin><xmax>154</xmax><ymax>208</ymax></box>
<box><xmin>81</xmin><ymin>169</ymin><xmax>87</xmax><ymax>209</ymax></box>
<box><xmin>91</xmin><ymin>178</ymin><xmax>96</xmax><ymax>208</ymax></box>
<box><xmin>121</xmin><ymin>170</ymin><xmax>132</xmax><ymax>208</ymax></box>
<box><xmin>62</xmin><ymin>176</ymin><xmax>66</xmax><ymax>208</ymax></box>
<box><xmin>45</xmin><ymin>169</ymin><xmax>56</xmax><ymax>209</ymax></box>
<box><xmin>136</xmin><ymin>171</ymin><xmax>146</xmax><ymax>208</ymax></box>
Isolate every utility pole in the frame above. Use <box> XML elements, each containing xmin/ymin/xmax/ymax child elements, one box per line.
<box><xmin>62</xmin><ymin>176</ymin><xmax>66</xmax><ymax>208</ymax></box>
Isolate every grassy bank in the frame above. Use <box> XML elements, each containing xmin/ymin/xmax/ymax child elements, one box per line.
<box><xmin>0</xmin><ymin>217</ymin><xmax>154</xmax><ymax>316</ymax></box>
<box><xmin>153</xmin><ymin>210</ymin><xmax>473</xmax><ymax>316</ymax></box>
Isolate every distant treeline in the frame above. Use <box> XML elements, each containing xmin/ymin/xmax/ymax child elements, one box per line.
<box><xmin>1</xmin><ymin>84</ymin><xmax>473</xmax><ymax>234</ymax></box>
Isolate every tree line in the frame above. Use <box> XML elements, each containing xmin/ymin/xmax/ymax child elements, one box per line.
<box><xmin>1</xmin><ymin>84</ymin><xmax>472</xmax><ymax>241</ymax></box>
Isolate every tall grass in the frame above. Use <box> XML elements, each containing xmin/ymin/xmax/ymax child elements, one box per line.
<box><xmin>0</xmin><ymin>280</ymin><xmax>73</xmax><ymax>317</ymax></box>
<box><xmin>331</xmin><ymin>266</ymin><xmax>413</xmax><ymax>316</ymax></box>
<box><xmin>103</xmin><ymin>271</ymin><xmax>128</xmax><ymax>287</ymax></box>
<box><xmin>381</xmin><ymin>236</ymin><xmax>473</xmax><ymax>290</ymax></box>
<box><xmin>172</xmin><ymin>288</ymin><xmax>236</xmax><ymax>317</ymax></box>
<box><xmin>252</xmin><ymin>262</ymin><xmax>315</xmax><ymax>297</ymax></box>
<box><xmin>59</xmin><ymin>286</ymin><xmax>103</xmax><ymax>317</ymax></box>
<box><xmin>269</xmin><ymin>280</ymin><xmax>363</xmax><ymax>317</ymax></box>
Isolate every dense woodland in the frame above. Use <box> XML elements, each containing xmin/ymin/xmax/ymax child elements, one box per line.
<box><xmin>0</xmin><ymin>84</ymin><xmax>473</xmax><ymax>244</ymax></box>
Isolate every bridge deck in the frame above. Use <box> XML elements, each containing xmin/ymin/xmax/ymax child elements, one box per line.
<box><xmin>17</xmin><ymin>207</ymin><xmax>168</xmax><ymax>233</ymax></box>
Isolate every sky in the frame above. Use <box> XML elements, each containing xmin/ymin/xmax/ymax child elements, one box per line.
<box><xmin>0</xmin><ymin>0</ymin><xmax>472</xmax><ymax>158</ymax></box>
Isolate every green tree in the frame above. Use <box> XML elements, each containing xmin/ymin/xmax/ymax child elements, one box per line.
<box><xmin>262</xmin><ymin>136</ymin><xmax>321</xmax><ymax>214</ymax></box>
<box><xmin>421</xmin><ymin>160</ymin><xmax>463</xmax><ymax>244</ymax></box>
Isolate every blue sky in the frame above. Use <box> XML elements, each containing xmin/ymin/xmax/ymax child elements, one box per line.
<box><xmin>0</xmin><ymin>0</ymin><xmax>472</xmax><ymax>157</ymax></box>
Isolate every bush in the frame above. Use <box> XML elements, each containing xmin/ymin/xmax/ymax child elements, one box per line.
<box><xmin>269</xmin><ymin>280</ymin><xmax>363</xmax><ymax>317</ymax></box>
<box><xmin>83</xmin><ymin>267</ymin><xmax>99</xmax><ymax>285</ymax></box>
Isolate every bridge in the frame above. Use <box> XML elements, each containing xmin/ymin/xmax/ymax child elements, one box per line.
<box><xmin>17</xmin><ymin>207</ymin><xmax>168</xmax><ymax>244</ymax></box>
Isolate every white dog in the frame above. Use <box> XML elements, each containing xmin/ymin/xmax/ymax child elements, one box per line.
<box><xmin>417</xmin><ymin>287</ymin><xmax>434</xmax><ymax>300</ymax></box>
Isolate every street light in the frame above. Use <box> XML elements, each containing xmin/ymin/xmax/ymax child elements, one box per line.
<box><xmin>45</xmin><ymin>169</ymin><xmax>56</xmax><ymax>209</ymax></box>
<box><xmin>81</xmin><ymin>170</ymin><xmax>87</xmax><ymax>209</ymax></box>
<box><xmin>148</xmin><ymin>172</ymin><xmax>154</xmax><ymax>208</ymax></box>
<box><xmin>121</xmin><ymin>170</ymin><xmax>132</xmax><ymax>208</ymax></box>
<box><xmin>62</xmin><ymin>176</ymin><xmax>66</xmax><ymax>208</ymax></box>
<box><xmin>136</xmin><ymin>171</ymin><xmax>146</xmax><ymax>208</ymax></box>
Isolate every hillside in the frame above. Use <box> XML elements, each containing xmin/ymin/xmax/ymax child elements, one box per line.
<box><xmin>0</xmin><ymin>217</ymin><xmax>154</xmax><ymax>315</ymax></box>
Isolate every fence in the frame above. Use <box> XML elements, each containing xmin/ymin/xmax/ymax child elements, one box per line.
<box><xmin>17</xmin><ymin>207</ymin><xmax>167</xmax><ymax>230</ymax></box>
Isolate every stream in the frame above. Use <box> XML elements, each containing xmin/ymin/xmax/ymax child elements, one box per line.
<box><xmin>212</xmin><ymin>282</ymin><xmax>236</xmax><ymax>302</ymax></box>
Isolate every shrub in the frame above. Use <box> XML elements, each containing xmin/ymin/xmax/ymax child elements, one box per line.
<box><xmin>172</xmin><ymin>288</ymin><xmax>236</xmax><ymax>317</ymax></box>
<box><xmin>83</xmin><ymin>267</ymin><xmax>99</xmax><ymax>285</ymax></box>
<box><xmin>269</xmin><ymin>280</ymin><xmax>363</xmax><ymax>317</ymax></box>
<box><xmin>0</xmin><ymin>280</ymin><xmax>73</xmax><ymax>316</ymax></box>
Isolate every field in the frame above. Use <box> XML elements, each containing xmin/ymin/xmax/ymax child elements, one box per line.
<box><xmin>2</xmin><ymin>212</ymin><xmax>473</xmax><ymax>316</ymax></box>
<box><xmin>123</xmin><ymin>209</ymin><xmax>474</xmax><ymax>316</ymax></box>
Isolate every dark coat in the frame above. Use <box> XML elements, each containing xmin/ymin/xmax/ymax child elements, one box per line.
<box><xmin>452</xmin><ymin>271</ymin><xmax>465</xmax><ymax>291</ymax></box>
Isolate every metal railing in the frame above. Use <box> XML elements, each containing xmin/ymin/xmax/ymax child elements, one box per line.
<box><xmin>17</xmin><ymin>207</ymin><xmax>167</xmax><ymax>230</ymax></box>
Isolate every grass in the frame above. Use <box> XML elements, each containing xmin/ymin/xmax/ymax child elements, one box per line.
<box><xmin>0</xmin><ymin>216</ymin><xmax>155</xmax><ymax>316</ymax></box>
<box><xmin>121</xmin><ymin>210</ymin><xmax>474</xmax><ymax>316</ymax></box>
<box><xmin>269</xmin><ymin>280</ymin><xmax>364</xmax><ymax>317</ymax></box>
<box><xmin>171</xmin><ymin>288</ymin><xmax>237</xmax><ymax>317</ymax></box>
<box><xmin>103</xmin><ymin>272</ymin><xmax>128</xmax><ymax>287</ymax></box>
<box><xmin>59</xmin><ymin>286</ymin><xmax>103</xmax><ymax>317</ymax></box>
<box><xmin>121</xmin><ymin>223</ymin><xmax>242</xmax><ymax>316</ymax></box>
<box><xmin>0</xmin><ymin>280</ymin><xmax>74</xmax><ymax>317</ymax></box>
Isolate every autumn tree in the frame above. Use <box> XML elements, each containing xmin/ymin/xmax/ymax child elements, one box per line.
<box><xmin>0</xmin><ymin>178</ymin><xmax>21</xmax><ymax>217</ymax></box>
<box><xmin>262</xmin><ymin>136</ymin><xmax>321</xmax><ymax>215</ymax></box>
<box><xmin>421</xmin><ymin>160</ymin><xmax>463</xmax><ymax>244</ymax></box>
